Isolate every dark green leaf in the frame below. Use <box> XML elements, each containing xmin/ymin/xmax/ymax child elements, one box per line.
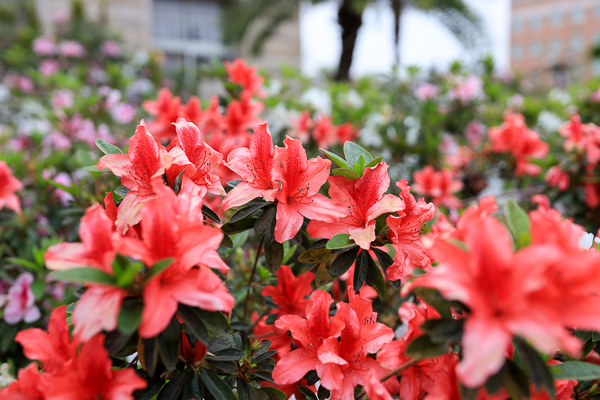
<box><xmin>371</xmin><ymin>247</ymin><xmax>394</xmax><ymax>269</ymax></box>
<box><xmin>353</xmin><ymin>250</ymin><xmax>369</xmax><ymax>292</ymax></box>
<box><xmin>249</xmin><ymin>385</ymin><xmax>269</xmax><ymax>400</ymax></box>
<box><xmin>354</xmin><ymin>154</ymin><xmax>366</xmax><ymax>175</ymax></box>
<box><xmin>83</xmin><ymin>165</ymin><xmax>109</xmax><ymax>172</ymax></box>
<box><xmin>315</xmin><ymin>258</ymin><xmax>335</xmax><ymax>287</ymax></box>
<box><xmin>552</xmin><ymin>361</ymin><xmax>600</xmax><ymax>380</ymax></box>
<box><xmin>420</xmin><ymin>319</ymin><xmax>464</xmax><ymax>344</ymax></box>
<box><xmin>231</xmin><ymin>320</ymin><xmax>250</xmax><ymax>331</ymax></box>
<box><xmin>209</xmin><ymin>360</ymin><xmax>238</xmax><ymax>373</ymax></box>
<box><xmin>297</xmin><ymin>385</ymin><xmax>318</xmax><ymax>400</ymax></box>
<box><xmin>243</xmin><ymin>336</ymin><xmax>251</xmax><ymax>356</ymax></box>
<box><xmin>505</xmin><ymin>200</ymin><xmax>531</xmax><ymax>248</ymax></box>
<box><xmin>222</xmin><ymin>217</ymin><xmax>259</xmax><ymax>235</ymax></box>
<box><xmin>365</xmin><ymin>252</ymin><xmax>386</xmax><ymax>301</ymax></box>
<box><xmin>298</xmin><ymin>247</ymin><xmax>333</xmax><ymax>264</ymax></box>
<box><xmin>221</xmin><ymin>234</ymin><xmax>234</xmax><ymax>248</ymax></box>
<box><xmin>143</xmin><ymin>336</ymin><xmax>159</xmax><ymax>378</ymax></box>
<box><xmin>104</xmin><ymin>329</ymin><xmax>133</xmax><ymax>354</ymax></box>
<box><xmin>96</xmin><ymin>138</ymin><xmax>123</xmax><ymax>155</ymax></box>
<box><xmin>114</xmin><ymin>186</ymin><xmax>129</xmax><ymax>197</ymax></box>
<box><xmin>227</xmin><ymin>180</ymin><xmax>242</xmax><ymax>188</ymax></box>
<box><xmin>326</xmin><ymin>234</ymin><xmax>354</xmax><ymax>250</ymax></box>
<box><xmin>117</xmin><ymin>298</ymin><xmax>143</xmax><ymax>335</ymax></box>
<box><xmin>330</xmin><ymin>246</ymin><xmax>360</xmax><ymax>277</ymax></box>
<box><xmin>134</xmin><ymin>381</ymin><xmax>164</xmax><ymax>400</ymax></box>
<box><xmin>255</xmin><ymin>206</ymin><xmax>276</xmax><ymax>236</ymax></box>
<box><xmin>202</xmin><ymin>204</ymin><xmax>221</xmax><ymax>224</ymax></box>
<box><xmin>252</xmin><ymin>350</ymin><xmax>277</xmax><ymax>364</ymax></box>
<box><xmin>195</xmin><ymin>309</ymin><xmax>232</xmax><ymax>333</ymax></box>
<box><xmin>265</xmin><ymin>313</ymin><xmax>277</xmax><ymax>325</ymax></box>
<box><xmin>514</xmin><ymin>338</ymin><xmax>555</xmax><ymax>398</ymax></box>
<box><xmin>412</xmin><ymin>288</ymin><xmax>452</xmax><ymax>320</ymax></box>
<box><xmin>158</xmin><ymin>317</ymin><xmax>182</xmax><ymax>371</ymax></box>
<box><xmin>144</xmin><ymin>258</ymin><xmax>174</xmax><ymax>283</ymax></box>
<box><xmin>317</xmin><ymin>384</ymin><xmax>331</xmax><ymax>400</ymax></box>
<box><xmin>264</xmin><ymin>238</ymin><xmax>284</xmax><ymax>274</ymax></box>
<box><xmin>365</xmin><ymin>156</ymin><xmax>384</xmax><ymax>169</ymax></box>
<box><xmin>504</xmin><ymin>360</ymin><xmax>531</xmax><ymax>400</ymax></box>
<box><xmin>320</xmin><ymin>149</ymin><xmax>351</xmax><ymax>169</ymax></box>
<box><xmin>6</xmin><ymin>257</ymin><xmax>39</xmax><ymax>270</ymax></box>
<box><xmin>237</xmin><ymin>378</ymin><xmax>251</xmax><ymax>400</ymax></box>
<box><xmin>459</xmin><ymin>384</ymin><xmax>479</xmax><ymax>400</ymax></box>
<box><xmin>254</xmin><ymin>340</ymin><xmax>272</xmax><ymax>356</ymax></box>
<box><xmin>331</xmin><ymin>168</ymin><xmax>360</xmax><ymax>180</ymax></box>
<box><xmin>304</xmin><ymin>370</ymin><xmax>319</xmax><ymax>386</ymax></box>
<box><xmin>0</xmin><ymin>324</ymin><xmax>18</xmax><ymax>352</ymax></box>
<box><xmin>210</xmin><ymin>348</ymin><xmax>245</xmax><ymax>361</ymax></box>
<box><xmin>343</xmin><ymin>142</ymin><xmax>373</xmax><ymax>166</ymax></box>
<box><xmin>309</xmin><ymin>239</ymin><xmax>329</xmax><ymax>249</ymax></box>
<box><xmin>259</xmin><ymin>386</ymin><xmax>287</xmax><ymax>400</ymax></box>
<box><xmin>209</xmin><ymin>336</ymin><xmax>235</xmax><ymax>352</ymax></box>
<box><xmin>158</xmin><ymin>368</ymin><xmax>190</xmax><ymax>400</ymax></box>
<box><xmin>233</xmin><ymin>333</ymin><xmax>243</xmax><ymax>349</ymax></box>
<box><xmin>51</xmin><ymin>267</ymin><xmax>117</xmax><ymax>287</ymax></box>
<box><xmin>484</xmin><ymin>361</ymin><xmax>509</xmax><ymax>394</ymax></box>
<box><xmin>253</xmin><ymin>370</ymin><xmax>275</xmax><ymax>383</ymax></box>
<box><xmin>178</xmin><ymin>305</ymin><xmax>209</xmax><ymax>344</ymax></box>
<box><xmin>593</xmin><ymin>331</ymin><xmax>600</xmax><ymax>342</ymax></box>
<box><xmin>405</xmin><ymin>334</ymin><xmax>448</xmax><ymax>359</ymax></box>
<box><xmin>230</xmin><ymin>202</ymin><xmax>270</xmax><ymax>223</ymax></box>
<box><xmin>182</xmin><ymin>372</ymin><xmax>202</xmax><ymax>400</ymax></box>
<box><xmin>200</xmin><ymin>368</ymin><xmax>237</xmax><ymax>400</ymax></box>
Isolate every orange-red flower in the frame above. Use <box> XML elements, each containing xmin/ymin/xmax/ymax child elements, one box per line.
<box><xmin>413</xmin><ymin>166</ymin><xmax>463</xmax><ymax>209</ymax></box>
<box><xmin>307</xmin><ymin>162</ymin><xmax>403</xmax><ymax>249</ymax></box>
<box><xmin>386</xmin><ymin>180</ymin><xmax>436</xmax><ymax>280</ymax></box>
<box><xmin>0</xmin><ymin>161</ymin><xmax>23</xmax><ymax>215</ymax></box>
<box><xmin>224</xmin><ymin>58</ymin><xmax>265</xmax><ymax>98</ymax></box>
<box><xmin>142</xmin><ymin>87</ymin><xmax>182</xmax><ymax>140</ymax></box>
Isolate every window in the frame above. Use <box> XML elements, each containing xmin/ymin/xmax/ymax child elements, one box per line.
<box><xmin>571</xmin><ymin>34</ymin><xmax>584</xmax><ymax>52</ymax></box>
<box><xmin>152</xmin><ymin>0</ymin><xmax>223</xmax><ymax>43</ymax></box>
<box><xmin>512</xmin><ymin>19</ymin><xmax>522</xmax><ymax>33</ymax></box>
<box><xmin>512</xmin><ymin>45</ymin><xmax>522</xmax><ymax>60</ymax></box>
<box><xmin>530</xmin><ymin>41</ymin><xmax>541</xmax><ymax>57</ymax></box>
<box><xmin>551</xmin><ymin>11</ymin><xmax>562</xmax><ymax>27</ymax></box>
<box><xmin>572</xmin><ymin>7</ymin><xmax>585</xmax><ymax>24</ymax></box>
<box><xmin>531</xmin><ymin>15</ymin><xmax>542</xmax><ymax>31</ymax></box>
<box><xmin>550</xmin><ymin>39</ymin><xmax>562</xmax><ymax>54</ymax></box>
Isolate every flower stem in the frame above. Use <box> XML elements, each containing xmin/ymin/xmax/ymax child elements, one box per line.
<box><xmin>243</xmin><ymin>235</ymin><xmax>265</xmax><ymax>320</ymax></box>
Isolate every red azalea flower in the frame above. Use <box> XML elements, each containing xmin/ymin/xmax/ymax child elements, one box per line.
<box><xmin>545</xmin><ymin>166</ymin><xmax>570</xmax><ymax>191</ymax></box>
<box><xmin>166</xmin><ymin>118</ymin><xmax>225</xmax><ymax>196</ymax></box>
<box><xmin>559</xmin><ymin>114</ymin><xmax>600</xmax><ymax>164</ymax></box>
<box><xmin>404</xmin><ymin>214</ymin><xmax>600</xmax><ymax>387</ymax></box>
<box><xmin>385</xmin><ymin>180</ymin><xmax>436</xmax><ymax>280</ymax></box>
<box><xmin>261</xmin><ymin>265</ymin><xmax>314</xmax><ymax>317</ymax></box>
<box><xmin>0</xmin><ymin>160</ymin><xmax>23</xmax><ymax>215</ymax></box>
<box><xmin>413</xmin><ymin>166</ymin><xmax>463</xmax><ymax>209</ymax></box>
<box><xmin>488</xmin><ymin>111</ymin><xmax>549</xmax><ymax>176</ymax></box>
<box><xmin>224</xmin><ymin>58</ymin><xmax>265</xmax><ymax>98</ymax></box>
<box><xmin>142</xmin><ymin>88</ymin><xmax>182</xmax><ymax>140</ymax></box>
<box><xmin>180</xmin><ymin>332</ymin><xmax>208</xmax><ymax>368</ymax></box>
<box><xmin>307</xmin><ymin>162</ymin><xmax>404</xmax><ymax>250</ymax></box>
<box><xmin>97</xmin><ymin>121</ymin><xmax>185</xmax><ymax>232</ymax></box>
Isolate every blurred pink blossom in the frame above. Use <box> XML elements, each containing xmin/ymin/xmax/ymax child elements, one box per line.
<box><xmin>51</xmin><ymin>172</ymin><xmax>74</xmax><ymax>205</ymax></box>
<box><xmin>101</xmin><ymin>40</ymin><xmax>122</xmax><ymax>57</ymax></box>
<box><xmin>2</xmin><ymin>272</ymin><xmax>41</xmax><ymax>324</ymax></box>
<box><xmin>10</xmin><ymin>76</ymin><xmax>34</xmax><ymax>93</ymax></box>
<box><xmin>32</xmin><ymin>37</ymin><xmax>56</xmax><ymax>56</ymax></box>
<box><xmin>590</xmin><ymin>87</ymin><xmax>600</xmax><ymax>103</ymax></box>
<box><xmin>414</xmin><ymin>82</ymin><xmax>439</xmax><ymax>101</ymax></box>
<box><xmin>42</xmin><ymin>131</ymin><xmax>71</xmax><ymax>150</ymax></box>
<box><xmin>110</xmin><ymin>103</ymin><xmax>136</xmax><ymax>124</ymax></box>
<box><xmin>465</xmin><ymin>120</ymin><xmax>486</xmax><ymax>146</ymax></box>
<box><xmin>52</xmin><ymin>12</ymin><xmax>69</xmax><ymax>25</ymax></box>
<box><xmin>39</xmin><ymin>59</ymin><xmax>60</xmax><ymax>77</ymax></box>
<box><xmin>59</xmin><ymin>41</ymin><xmax>86</xmax><ymax>58</ymax></box>
<box><xmin>51</xmin><ymin>89</ymin><xmax>74</xmax><ymax>109</ymax></box>
<box><xmin>449</xmin><ymin>75</ymin><xmax>483</xmax><ymax>104</ymax></box>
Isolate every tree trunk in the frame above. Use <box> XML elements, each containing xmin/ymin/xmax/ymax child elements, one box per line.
<box><xmin>334</xmin><ymin>0</ymin><xmax>363</xmax><ymax>81</ymax></box>
<box><xmin>392</xmin><ymin>0</ymin><xmax>404</xmax><ymax>68</ymax></box>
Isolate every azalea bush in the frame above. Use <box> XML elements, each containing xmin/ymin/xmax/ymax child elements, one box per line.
<box><xmin>5</xmin><ymin>2</ymin><xmax>600</xmax><ymax>399</ymax></box>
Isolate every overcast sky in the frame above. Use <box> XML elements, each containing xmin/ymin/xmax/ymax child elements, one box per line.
<box><xmin>299</xmin><ymin>0</ymin><xmax>511</xmax><ymax>77</ymax></box>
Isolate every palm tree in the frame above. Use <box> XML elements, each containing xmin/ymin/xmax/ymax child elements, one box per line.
<box><xmin>222</xmin><ymin>0</ymin><xmax>483</xmax><ymax>81</ymax></box>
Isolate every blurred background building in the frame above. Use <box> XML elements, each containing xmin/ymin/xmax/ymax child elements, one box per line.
<box><xmin>510</xmin><ymin>0</ymin><xmax>600</xmax><ymax>87</ymax></box>
<box><xmin>33</xmin><ymin>0</ymin><xmax>301</xmax><ymax>77</ymax></box>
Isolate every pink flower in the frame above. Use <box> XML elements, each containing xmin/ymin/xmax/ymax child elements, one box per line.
<box><xmin>51</xmin><ymin>89</ymin><xmax>74</xmax><ymax>110</ymax></box>
<box><xmin>414</xmin><ymin>83</ymin><xmax>439</xmax><ymax>101</ymax></box>
<box><xmin>465</xmin><ymin>120</ymin><xmax>486</xmax><ymax>146</ymax></box>
<box><xmin>3</xmin><ymin>272</ymin><xmax>41</xmax><ymax>324</ymax></box>
<box><xmin>100</xmin><ymin>40</ymin><xmax>122</xmax><ymax>57</ymax></box>
<box><xmin>110</xmin><ymin>103</ymin><xmax>136</xmax><ymax>124</ymax></box>
<box><xmin>41</xmin><ymin>132</ymin><xmax>71</xmax><ymax>151</ymax></box>
<box><xmin>449</xmin><ymin>75</ymin><xmax>482</xmax><ymax>104</ymax></box>
<box><xmin>413</xmin><ymin>166</ymin><xmax>463</xmax><ymax>209</ymax></box>
<box><xmin>39</xmin><ymin>59</ymin><xmax>60</xmax><ymax>77</ymax></box>
<box><xmin>545</xmin><ymin>166</ymin><xmax>570</xmax><ymax>191</ymax></box>
<box><xmin>32</xmin><ymin>37</ymin><xmax>56</xmax><ymax>56</ymax></box>
<box><xmin>0</xmin><ymin>161</ymin><xmax>23</xmax><ymax>215</ymax></box>
<box><xmin>51</xmin><ymin>172</ymin><xmax>74</xmax><ymax>206</ymax></box>
<box><xmin>58</xmin><ymin>41</ymin><xmax>86</xmax><ymax>58</ymax></box>
<box><xmin>17</xmin><ymin>76</ymin><xmax>33</xmax><ymax>93</ymax></box>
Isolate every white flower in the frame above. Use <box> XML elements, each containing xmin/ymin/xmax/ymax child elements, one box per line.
<box><xmin>0</xmin><ymin>363</ymin><xmax>15</xmax><ymax>388</ymax></box>
<box><xmin>300</xmin><ymin>87</ymin><xmax>332</xmax><ymax>115</ymax></box>
<box><xmin>548</xmin><ymin>88</ymin><xmax>572</xmax><ymax>105</ymax></box>
<box><xmin>339</xmin><ymin>89</ymin><xmax>364</xmax><ymax>109</ymax></box>
<box><xmin>579</xmin><ymin>232</ymin><xmax>595</xmax><ymax>250</ymax></box>
<box><xmin>537</xmin><ymin>111</ymin><xmax>563</xmax><ymax>133</ymax></box>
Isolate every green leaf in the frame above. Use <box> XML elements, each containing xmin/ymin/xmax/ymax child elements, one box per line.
<box><xmin>343</xmin><ymin>141</ymin><xmax>373</xmax><ymax>167</ymax></box>
<box><xmin>229</xmin><ymin>202</ymin><xmax>269</xmax><ymax>223</ymax></box>
<box><xmin>326</xmin><ymin>234</ymin><xmax>355</xmax><ymax>250</ymax></box>
<box><xmin>264</xmin><ymin>237</ymin><xmax>284</xmax><ymax>274</ymax></box>
<box><xmin>31</xmin><ymin>280</ymin><xmax>45</xmax><ymax>300</ymax></box>
<box><xmin>51</xmin><ymin>267</ymin><xmax>117</xmax><ymax>287</ymax></box>
<box><xmin>514</xmin><ymin>338</ymin><xmax>555</xmax><ymax>398</ymax></box>
<box><xmin>82</xmin><ymin>165</ymin><xmax>110</xmax><ymax>172</ymax></box>
<box><xmin>202</xmin><ymin>204</ymin><xmax>221</xmax><ymax>224</ymax></box>
<box><xmin>145</xmin><ymin>258</ymin><xmax>174</xmax><ymax>283</ymax></box>
<box><xmin>320</xmin><ymin>149</ymin><xmax>351</xmax><ymax>169</ymax></box>
<box><xmin>252</xmin><ymin>350</ymin><xmax>277</xmax><ymax>364</ymax></box>
<box><xmin>593</xmin><ymin>331</ymin><xmax>600</xmax><ymax>342</ymax></box>
<box><xmin>297</xmin><ymin>385</ymin><xmax>318</xmax><ymax>400</ymax></box>
<box><xmin>331</xmin><ymin>168</ymin><xmax>360</xmax><ymax>180</ymax></box>
<box><xmin>178</xmin><ymin>305</ymin><xmax>209</xmax><ymax>344</ymax></box>
<box><xmin>354</xmin><ymin>154</ymin><xmax>366</xmax><ymax>175</ymax></box>
<box><xmin>371</xmin><ymin>247</ymin><xmax>394</xmax><ymax>269</ymax></box>
<box><xmin>330</xmin><ymin>246</ymin><xmax>360</xmax><ymax>277</ymax></box>
<box><xmin>158</xmin><ymin>317</ymin><xmax>182</xmax><ymax>372</ymax></box>
<box><xmin>405</xmin><ymin>334</ymin><xmax>448</xmax><ymax>359</ymax></box>
<box><xmin>298</xmin><ymin>247</ymin><xmax>334</xmax><ymax>264</ymax></box>
<box><xmin>364</xmin><ymin>253</ymin><xmax>386</xmax><ymax>301</ymax></box>
<box><xmin>552</xmin><ymin>361</ymin><xmax>600</xmax><ymax>380</ymax></box>
<box><xmin>117</xmin><ymin>298</ymin><xmax>143</xmax><ymax>335</ymax></box>
<box><xmin>195</xmin><ymin>309</ymin><xmax>232</xmax><ymax>334</ymax></box>
<box><xmin>353</xmin><ymin>250</ymin><xmax>369</xmax><ymax>292</ymax></box>
<box><xmin>222</xmin><ymin>217</ymin><xmax>259</xmax><ymax>235</ymax></box>
<box><xmin>159</xmin><ymin>368</ymin><xmax>190</xmax><ymax>400</ymax></box>
<box><xmin>255</xmin><ymin>206</ymin><xmax>276</xmax><ymax>236</ymax></box>
<box><xmin>237</xmin><ymin>378</ymin><xmax>251</xmax><ymax>400</ymax></box>
<box><xmin>231</xmin><ymin>320</ymin><xmax>250</xmax><ymax>331</ymax></box>
<box><xmin>200</xmin><ymin>368</ymin><xmax>237</xmax><ymax>400</ymax></box>
<box><xmin>503</xmin><ymin>360</ymin><xmax>531</xmax><ymax>400</ymax></box>
<box><xmin>95</xmin><ymin>138</ymin><xmax>124</xmax><ymax>155</ymax></box>
<box><xmin>259</xmin><ymin>386</ymin><xmax>287</xmax><ymax>400</ymax></box>
<box><xmin>209</xmin><ymin>348</ymin><xmax>245</xmax><ymax>361</ymax></box>
<box><xmin>116</xmin><ymin>261</ymin><xmax>143</xmax><ymax>287</ymax></box>
<box><xmin>505</xmin><ymin>200</ymin><xmax>531</xmax><ymax>248</ymax></box>
<box><xmin>143</xmin><ymin>336</ymin><xmax>159</xmax><ymax>378</ymax></box>
<box><xmin>412</xmin><ymin>288</ymin><xmax>452</xmax><ymax>320</ymax></box>
<box><xmin>315</xmin><ymin>258</ymin><xmax>335</xmax><ymax>287</ymax></box>
<box><xmin>420</xmin><ymin>319</ymin><xmax>464</xmax><ymax>344</ymax></box>
<box><xmin>6</xmin><ymin>257</ymin><xmax>39</xmax><ymax>271</ymax></box>
<box><xmin>220</xmin><ymin>234</ymin><xmax>234</xmax><ymax>248</ymax></box>
<box><xmin>114</xmin><ymin>186</ymin><xmax>129</xmax><ymax>197</ymax></box>
<box><xmin>365</xmin><ymin>156</ymin><xmax>384</xmax><ymax>169</ymax></box>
